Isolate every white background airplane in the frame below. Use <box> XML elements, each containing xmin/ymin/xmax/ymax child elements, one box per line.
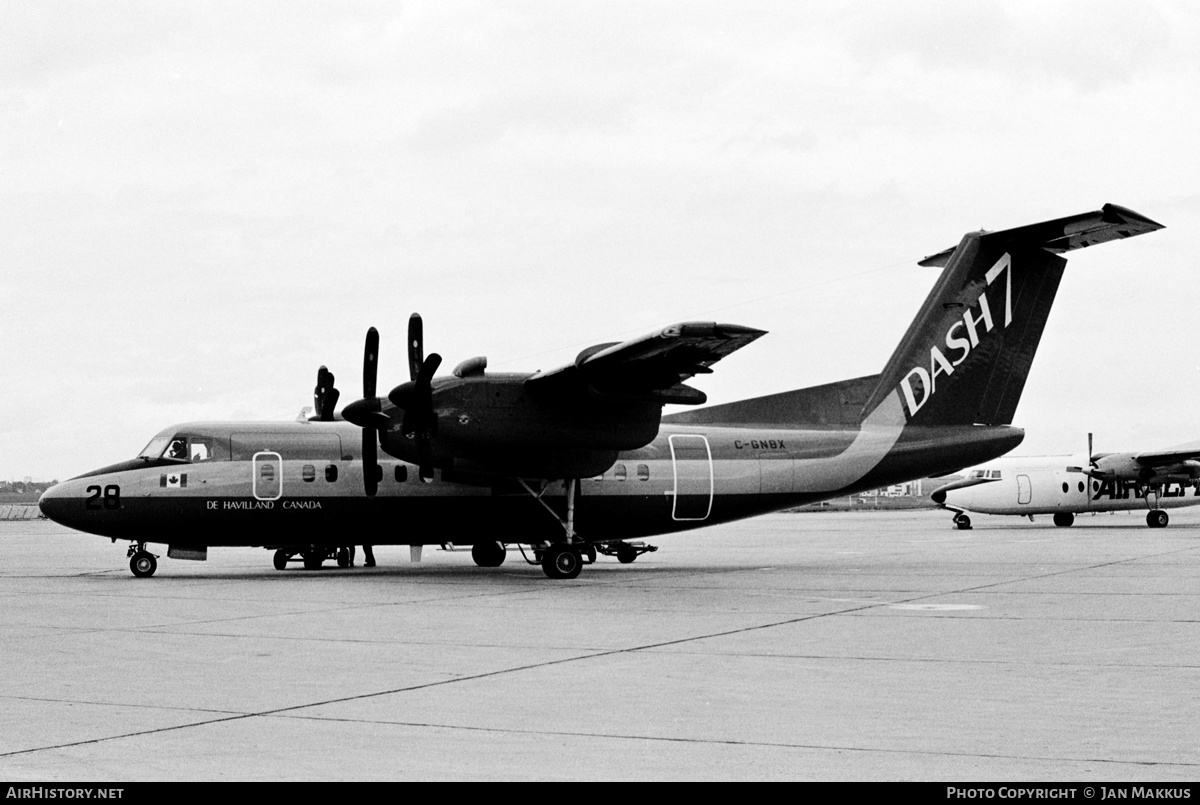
<box><xmin>932</xmin><ymin>437</ymin><xmax>1200</xmax><ymax>529</ymax></box>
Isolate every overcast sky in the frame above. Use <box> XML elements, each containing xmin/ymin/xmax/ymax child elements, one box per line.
<box><xmin>3</xmin><ymin>1</ymin><xmax>1198</xmax><ymax>481</ymax></box>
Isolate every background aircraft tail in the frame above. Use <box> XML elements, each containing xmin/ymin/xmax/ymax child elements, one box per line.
<box><xmin>664</xmin><ymin>204</ymin><xmax>1162</xmax><ymax>430</ymax></box>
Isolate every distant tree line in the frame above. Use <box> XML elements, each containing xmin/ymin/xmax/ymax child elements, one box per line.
<box><xmin>1</xmin><ymin>480</ymin><xmax>57</xmax><ymax>496</ymax></box>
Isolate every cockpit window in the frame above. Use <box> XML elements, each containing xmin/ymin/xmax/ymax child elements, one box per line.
<box><xmin>987</xmin><ymin>470</ymin><xmax>1002</xmax><ymax>480</ymax></box>
<box><xmin>138</xmin><ymin>432</ymin><xmax>175</xmax><ymax>460</ymax></box>
<box><xmin>138</xmin><ymin>431</ymin><xmax>229</xmax><ymax>462</ymax></box>
<box><xmin>969</xmin><ymin>470</ymin><xmax>985</xmax><ymax>479</ymax></box>
<box><xmin>185</xmin><ymin>435</ymin><xmax>229</xmax><ymax>462</ymax></box>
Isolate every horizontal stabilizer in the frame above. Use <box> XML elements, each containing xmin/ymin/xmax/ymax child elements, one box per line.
<box><xmin>663</xmin><ymin>375</ymin><xmax>878</xmax><ymax>427</ymax></box>
<box><xmin>918</xmin><ymin>204</ymin><xmax>1163</xmax><ymax>267</ymax></box>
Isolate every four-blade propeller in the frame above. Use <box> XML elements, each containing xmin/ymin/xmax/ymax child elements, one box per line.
<box><xmin>341</xmin><ymin>327</ymin><xmax>389</xmax><ymax>496</ymax></box>
<box><xmin>332</xmin><ymin>316</ymin><xmax>442</xmax><ymax>495</ymax></box>
<box><xmin>312</xmin><ymin>366</ymin><xmax>339</xmax><ymax>422</ymax></box>
<box><xmin>392</xmin><ymin>314</ymin><xmax>442</xmax><ymax>482</ymax></box>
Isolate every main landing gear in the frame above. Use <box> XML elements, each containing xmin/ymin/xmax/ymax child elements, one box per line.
<box><xmin>516</xmin><ymin>478</ymin><xmax>658</xmax><ymax>579</ymax></box>
<box><xmin>1142</xmin><ymin>485</ymin><xmax>1169</xmax><ymax>528</ymax></box>
<box><xmin>1053</xmin><ymin>512</ymin><xmax>1075</xmax><ymax>527</ymax></box>
<box><xmin>127</xmin><ymin>543</ymin><xmax>157</xmax><ymax>577</ymax></box>
<box><xmin>542</xmin><ymin>542</ymin><xmax>584</xmax><ymax>580</ymax></box>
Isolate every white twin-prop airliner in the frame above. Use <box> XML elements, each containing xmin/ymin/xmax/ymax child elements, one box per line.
<box><xmin>931</xmin><ymin>438</ymin><xmax>1200</xmax><ymax>529</ymax></box>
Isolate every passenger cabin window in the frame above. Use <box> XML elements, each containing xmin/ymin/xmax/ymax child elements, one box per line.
<box><xmin>614</xmin><ymin>464</ymin><xmax>627</xmax><ymax>481</ymax></box>
<box><xmin>302</xmin><ymin>464</ymin><xmax>316</xmax><ymax>482</ymax></box>
<box><xmin>637</xmin><ymin>464</ymin><xmax>650</xmax><ymax>481</ymax></box>
<box><xmin>230</xmin><ymin>433</ymin><xmax>343</xmax><ymax>461</ymax></box>
<box><xmin>395</xmin><ymin>465</ymin><xmax>408</xmax><ymax>483</ymax></box>
<box><xmin>325</xmin><ymin>465</ymin><xmax>338</xmax><ymax>482</ymax></box>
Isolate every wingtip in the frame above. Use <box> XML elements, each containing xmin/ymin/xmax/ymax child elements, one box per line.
<box><xmin>1101</xmin><ymin>203</ymin><xmax>1165</xmax><ymax>231</ymax></box>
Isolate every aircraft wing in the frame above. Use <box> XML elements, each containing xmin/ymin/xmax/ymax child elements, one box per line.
<box><xmin>918</xmin><ymin>203</ymin><xmax>1164</xmax><ymax>267</ymax></box>
<box><xmin>1133</xmin><ymin>441</ymin><xmax>1200</xmax><ymax>467</ymax></box>
<box><xmin>527</xmin><ymin>322</ymin><xmax>766</xmax><ymax>404</ymax></box>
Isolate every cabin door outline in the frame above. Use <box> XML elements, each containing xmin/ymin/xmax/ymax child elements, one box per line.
<box><xmin>253</xmin><ymin>451</ymin><xmax>283</xmax><ymax>501</ymax></box>
<box><xmin>1017</xmin><ymin>473</ymin><xmax>1032</xmax><ymax>505</ymax></box>
<box><xmin>669</xmin><ymin>434</ymin><xmax>713</xmax><ymax>521</ymax></box>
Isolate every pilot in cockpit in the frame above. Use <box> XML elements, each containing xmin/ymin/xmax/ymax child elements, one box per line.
<box><xmin>165</xmin><ymin>438</ymin><xmax>187</xmax><ymax>460</ymax></box>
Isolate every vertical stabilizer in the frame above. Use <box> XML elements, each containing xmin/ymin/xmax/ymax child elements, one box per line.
<box><xmin>861</xmin><ymin>204</ymin><xmax>1163</xmax><ymax>427</ymax></box>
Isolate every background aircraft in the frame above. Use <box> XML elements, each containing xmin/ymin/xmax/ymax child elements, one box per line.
<box><xmin>39</xmin><ymin>204</ymin><xmax>1163</xmax><ymax>579</ymax></box>
<box><xmin>931</xmin><ymin>435</ymin><xmax>1200</xmax><ymax>528</ymax></box>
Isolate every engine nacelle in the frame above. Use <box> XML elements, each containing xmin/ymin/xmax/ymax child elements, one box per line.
<box><xmin>379</xmin><ymin>372</ymin><xmax>662</xmax><ymax>478</ymax></box>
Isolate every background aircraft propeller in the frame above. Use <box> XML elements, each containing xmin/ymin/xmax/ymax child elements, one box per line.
<box><xmin>1068</xmin><ymin>432</ymin><xmax>1101</xmax><ymax>478</ymax></box>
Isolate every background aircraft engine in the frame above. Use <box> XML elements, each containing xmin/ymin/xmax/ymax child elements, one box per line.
<box><xmin>1089</xmin><ymin>454</ymin><xmax>1149</xmax><ymax>481</ymax></box>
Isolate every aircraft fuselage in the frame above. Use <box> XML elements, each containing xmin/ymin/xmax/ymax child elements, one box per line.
<box><xmin>40</xmin><ymin>417</ymin><xmax>1022</xmax><ymax>549</ymax></box>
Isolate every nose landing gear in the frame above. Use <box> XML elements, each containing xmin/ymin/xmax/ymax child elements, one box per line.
<box><xmin>127</xmin><ymin>543</ymin><xmax>158</xmax><ymax>577</ymax></box>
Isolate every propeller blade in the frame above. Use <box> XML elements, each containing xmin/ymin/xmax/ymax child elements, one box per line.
<box><xmin>400</xmin><ymin>353</ymin><xmax>442</xmax><ymax>437</ymax></box>
<box><xmin>1088</xmin><ymin>432</ymin><xmax>1094</xmax><ymax>466</ymax></box>
<box><xmin>408</xmin><ymin>313</ymin><xmax>423</xmax><ymax>382</ymax></box>
<box><xmin>313</xmin><ymin>366</ymin><xmax>340</xmax><ymax>421</ymax></box>
<box><xmin>363</xmin><ymin>429</ymin><xmax>379</xmax><ymax>497</ymax></box>
<box><xmin>418</xmin><ymin>353</ymin><xmax>442</xmax><ymax>406</ymax></box>
<box><xmin>417</xmin><ymin>431</ymin><xmax>435</xmax><ymax>483</ymax></box>
<box><xmin>364</xmin><ymin>327</ymin><xmax>379</xmax><ymax>399</ymax></box>
<box><xmin>359</xmin><ymin>326</ymin><xmax>383</xmax><ymax>497</ymax></box>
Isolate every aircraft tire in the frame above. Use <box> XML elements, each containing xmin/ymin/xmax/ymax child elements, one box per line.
<box><xmin>954</xmin><ymin>515</ymin><xmax>972</xmax><ymax>531</ymax></box>
<box><xmin>583</xmin><ymin>543</ymin><xmax>597</xmax><ymax>564</ymax></box>
<box><xmin>616</xmin><ymin>544</ymin><xmax>638</xmax><ymax>563</ymax></box>
<box><xmin>302</xmin><ymin>551</ymin><xmax>324</xmax><ymax>570</ymax></box>
<box><xmin>1147</xmin><ymin>510</ymin><xmax>1169</xmax><ymax>528</ymax></box>
<box><xmin>542</xmin><ymin>544</ymin><xmax>582</xmax><ymax>580</ymax></box>
<box><xmin>336</xmin><ymin>547</ymin><xmax>351</xmax><ymax>568</ymax></box>
<box><xmin>272</xmin><ymin>550</ymin><xmax>290</xmax><ymax>571</ymax></box>
<box><xmin>471</xmin><ymin>541</ymin><xmax>506</xmax><ymax>568</ymax></box>
<box><xmin>1053</xmin><ymin>512</ymin><xmax>1075</xmax><ymax>528</ymax></box>
<box><xmin>130</xmin><ymin>551</ymin><xmax>157</xmax><ymax>578</ymax></box>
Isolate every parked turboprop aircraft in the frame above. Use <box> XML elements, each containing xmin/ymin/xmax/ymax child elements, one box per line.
<box><xmin>40</xmin><ymin>204</ymin><xmax>1163</xmax><ymax>579</ymax></box>
<box><xmin>931</xmin><ymin>435</ymin><xmax>1200</xmax><ymax>529</ymax></box>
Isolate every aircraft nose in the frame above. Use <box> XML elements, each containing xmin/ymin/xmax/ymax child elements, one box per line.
<box><xmin>930</xmin><ymin>488</ymin><xmax>947</xmax><ymax>505</ymax></box>
<box><xmin>38</xmin><ymin>482</ymin><xmax>76</xmax><ymax>527</ymax></box>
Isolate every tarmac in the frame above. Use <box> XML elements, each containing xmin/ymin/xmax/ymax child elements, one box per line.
<box><xmin>1</xmin><ymin>507</ymin><xmax>1198</xmax><ymax>781</ymax></box>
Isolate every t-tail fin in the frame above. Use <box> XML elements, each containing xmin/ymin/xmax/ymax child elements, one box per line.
<box><xmin>861</xmin><ymin>203</ymin><xmax>1163</xmax><ymax>427</ymax></box>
